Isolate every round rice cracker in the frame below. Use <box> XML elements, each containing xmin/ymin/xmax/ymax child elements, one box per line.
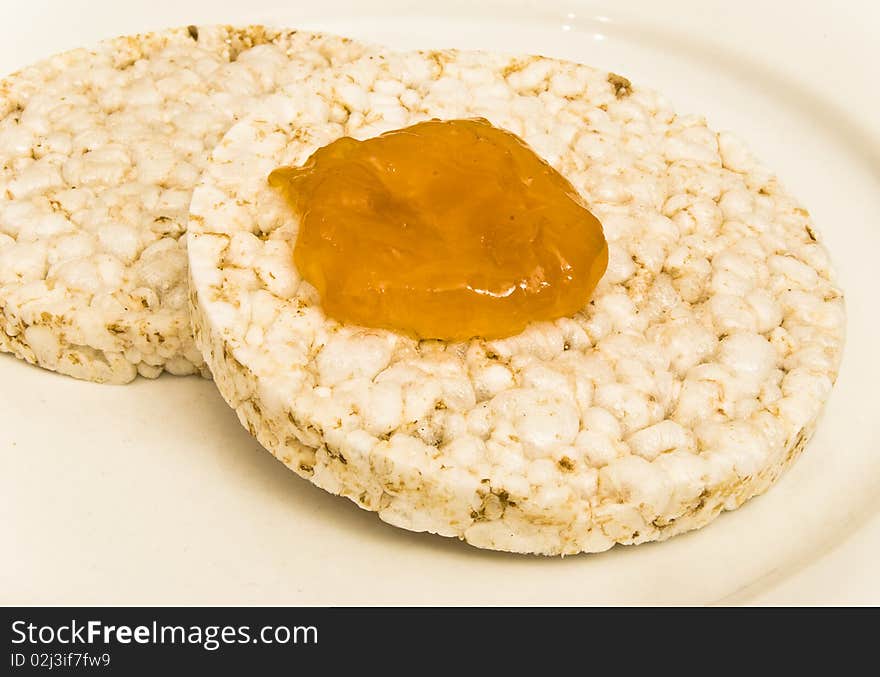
<box><xmin>188</xmin><ymin>49</ymin><xmax>846</xmax><ymax>555</ymax></box>
<box><xmin>0</xmin><ymin>25</ymin><xmax>372</xmax><ymax>384</ymax></box>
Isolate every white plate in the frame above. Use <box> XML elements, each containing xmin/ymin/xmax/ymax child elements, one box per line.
<box><xmin>2</xmin><ymin>0</ymin><xmax>878</xmax><ymax>604</ymax></box>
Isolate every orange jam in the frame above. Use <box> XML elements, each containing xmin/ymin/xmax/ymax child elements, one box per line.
<box><xmin>268</xmin><ymin>118</ymin><xmax>608</xmax><ymax>341</ymax></box>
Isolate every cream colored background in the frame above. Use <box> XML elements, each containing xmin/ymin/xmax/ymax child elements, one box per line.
<box><xmin>1</xmin><ymin>0</ymin><xmax>878</xmax><ymax>604</ymax></box>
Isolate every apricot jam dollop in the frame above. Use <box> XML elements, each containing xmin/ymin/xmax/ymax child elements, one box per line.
<box><xmin>268</xmin><ymin>118</ymin><xmax>608</xmax><ymax>341</ymax></box>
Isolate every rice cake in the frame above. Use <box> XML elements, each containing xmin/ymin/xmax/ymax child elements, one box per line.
<box><xmin>187</xmin><ymin>49</ymin><xmax>846</xmax><ymax>555</ymax></box>
<box><xmin>0</xmin><ymin>25</ymin><xmax>370</xmax><ymax>383</ymax></box>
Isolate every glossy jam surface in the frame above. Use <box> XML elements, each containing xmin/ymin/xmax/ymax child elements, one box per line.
<box><xmin>269</xmin><ymin>118</ymin><xmax>608</xmax><ymax>341</ymax></box>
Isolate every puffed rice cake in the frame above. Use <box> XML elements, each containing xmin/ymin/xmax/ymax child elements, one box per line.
<box><xmin>0</xmin><ymin>25</ymin><xmax>371</xmax><ymax>383</ymax></box>
<box><xmin>191</xmin><ymin>47</ymin><xmax>846</xmax><ymax>555</ymax></box>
